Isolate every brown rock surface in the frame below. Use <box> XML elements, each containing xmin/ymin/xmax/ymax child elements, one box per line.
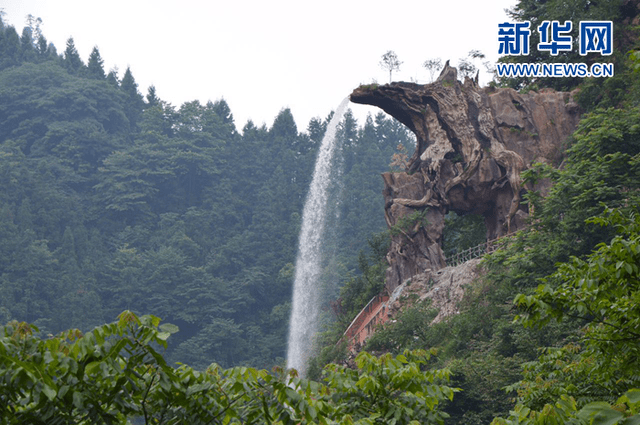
<box><xmin>351</xmin><ymin>65</ymin><xmax>581</xmax><ymax>292</ymax></box>
<box><xmin>387</xmin><ymin>258</ymin><xmax>483</xmax><ymax>324</ymax></box>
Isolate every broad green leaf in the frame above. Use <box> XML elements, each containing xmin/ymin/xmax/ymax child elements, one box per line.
<box><xmin>159</xmin><ymin>323</ymin><xmax>180</xmax><ymax>334</ymax></box>
<box><xmin>42</xmin><ymin>384</ymin><xmax>56</xmax><ymax>401</ymax></box>
<box><xmin>622</xmin><ymin>416</ymin><xmax>640</xmax><ymax>425</ymax></box>
<box><xmin>157</xmin><ymin>331</ymin><xmax>171</xmax><ymax>341</ymax></box>
<box><xmin>73</xmin><ymin>391</ymin><xmax>84</xmax><ymax>409</ymax></box>
<box><xmin>85</xmin><ymin>361</ymin><xmax>101</xmax><ymax>375</ymax></box>
<box><xmin>622</xmin><ymin>389</ymin><xmax>640</xmax><ymax>406</ymax></box>
<box><xmin>592</xmin><ymin>408</ymin><xmax>625</xmax><ymax>425</ymax></box>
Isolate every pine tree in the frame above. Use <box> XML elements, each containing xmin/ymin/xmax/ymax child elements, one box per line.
<box><xmin>25</xmin><ymin>15</ymin><xmax>43</xmax><ymax>43</ymax></box>
<box><xmin>120</xmin><ymin>67</ymin><xmax>145</xmax><ymax>131</ymax></box>
<box><xmin>36</xmin><ymin>35</ymin><xmax>48</xmax><ymax>59</ymax></box>
<box><xmin>145</xmin><ymin>85</ymin><xmax>159</xmax><ymax>107</ymax></box>
<box><xmin>87</xmin><ymin>46</ymin><xmax>105</xmax><ymax>79</ymax></box>
<box><xmin>211</xmin><ymin>99</ymin><xmax>234</xmax><ymax>125</ymax></box>
<box><xmin>106</xmin><ymin>68</ymin><xmax>119</xmax><ymax>87</ymax></box>
<box><xmin>0</xmin><ymin>26</ymin><xmax>21</xmax><ymax>69</ymax></box>
<box><xmin>19</xmin><ymin>27</ymin><xmax>36</xmax><ymax>62</ymax></box>
<box><xmin>307</xmin><ymin>117</ymin><xmax>327</xmax><ymax>146</ymax></box>
<box><xmin>63</xmin><ymin>37</ymin><xmax>84</xmax><ymax>75</ymax></box>
<box><xmin>45</xmin><ymin>41</ymin><xmax>58</xmax><ymax>61</ymax></box>
<box><xmin>269</xmin><ymin>108</ymin><xmax>298</xmax><ymax>152</ymax></box>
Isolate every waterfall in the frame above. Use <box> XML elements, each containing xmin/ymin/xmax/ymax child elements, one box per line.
<box><xmin>286</xmin><ymin>97</ymin><xmax>350</xmax><ymax>376</ymax></box>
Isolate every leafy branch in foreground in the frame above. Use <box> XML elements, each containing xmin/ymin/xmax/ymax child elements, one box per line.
<box><xmin>0</xmin><ymin>311</ymin><xmax>457</xmax><ymax>424</ymax></box>
<box><xmin>322</xmin><ymin>349</ymin><xmax>459</xmax><ymax>425</ymax></box>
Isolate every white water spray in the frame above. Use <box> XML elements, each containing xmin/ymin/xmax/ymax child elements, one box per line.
<box><xmin>286</xmin><ymin>97</ymin><xmax>350</xmax><ymax>376</ymax></box>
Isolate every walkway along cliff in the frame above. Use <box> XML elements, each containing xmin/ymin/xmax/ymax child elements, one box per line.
<box><xmin>341</xmin><ymin>64</ymin><xmax>581</xmax><ymax>350</ymax></box>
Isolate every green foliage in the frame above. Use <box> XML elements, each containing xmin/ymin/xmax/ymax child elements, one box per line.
<box><xmin>468</xmin><ymin>104</ymin><xmax>640</xmax><ymax>423</ymax></box>
<box><xmin>63</xmin><ymin>37</ymin><xmax>85</xmax><ymax>76</ymax></box>
<box><xmin>87</xmin><ymin>46</ymin><xmax>106</xmax><ymax>80</ymax></box>
<box><xmin>359</xmin><ymin>83</ymin><xmax>379</xmax><ymax>91</ymax></box>
<box><xmin>511</xmin><ymin>208</ymin><xmax>640</xmax><ymax>407</ymax></box>
<box><xmin>363</xmin><ymin>284</ymin><xmax>544</xmax><ymax>424</ymax></box>
<box><xmin>365</xmin><ymin>302</ymin><xmax>439</xmax><ymax>352</ymax></box>
<box><xmin>322</xmin><ymin>349</ymin><xmax>458</xmax><ymax>425</ymax></box>
<box><xmin>0</xmin><ymin>313</ymin><xmax>457</xmax><ymax>424</ymax></box>
<box><xmin>630</xmin><ymin>50</ymin><xmax>640</xmax><ymax>74</ymax></box>
<box><xmin>448</xmin><ymin>355</ymin><xmax>523</xmax><ymax>425</ymax></box>
<box><xmin>0</xmin><ymin>311</ymin><xmax>307</xmax><ymax>424</ymax></box>
<box><xmin>390</xmin><ymin>209</ymin><xmax>429</xmax><ymax>237</ymax></box>
<box><xmin>441</xmin><ymin>212</ymin><xmax>486</xmax><ymax>259</ymax></box>
<box><xmin>491</xmin><ymin>389</ymin><xmax>640</xmax><ymax>425</ymax></box>
<box><xmin>334</xmin><ymin>232</ymin><xmax>390</xmax><ymax>328</ymax></box>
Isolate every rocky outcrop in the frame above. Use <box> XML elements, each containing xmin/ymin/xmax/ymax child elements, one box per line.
<box><xmin>341</xmin><ymin>259</ymin><xmax>483</xmax><ymax>355</ymax></box>
<box><xmin>340</xmin><ymin>258</ymin><xmax>484</xmax><ymax>357</ymax></box>
<box><xmin>351</xmin><ymin>64</ymin><xmax>581</xmax><ymax>292</ymax></box>
<box><xmin>387</xmin><ymin>258</ymin><xmax>483</xmax><ymax>324</ymax></box>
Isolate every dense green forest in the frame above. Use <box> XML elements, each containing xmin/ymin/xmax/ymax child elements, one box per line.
<box><xmin>3</xmin><ymin>0</ymin><xmax>640</xmax><ymax>423</ymax></box>
<box><xmin>0</xmin><ymin>15</ymin><xmax>415</xmax><ymax>372</ymax></box>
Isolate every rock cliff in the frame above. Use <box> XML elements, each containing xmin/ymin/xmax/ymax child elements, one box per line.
<box><xmin>387</xmin><ymin>258</ymin><xmax>483</xmax><ymax>325</ymax></box>
<box><xmin>350</xmin><ymin>64</ymin><xmax>581</xmax><ymax>292</ymax></box>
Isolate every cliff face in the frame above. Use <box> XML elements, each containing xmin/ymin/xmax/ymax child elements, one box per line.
<box><xmin>350</xmin><ymin>64</ymin><xmax>581</xmax><ymax>292</ymax></box>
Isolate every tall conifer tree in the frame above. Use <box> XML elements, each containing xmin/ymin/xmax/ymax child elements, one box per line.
<box><xmin>19</xmin><ymin>28</ymin><xmax>36</xmax><ymax>62</ymax></box>
<box><xmin>0</xmin><ymin>26</ymin><xmax>21</xmax><ymax>69</ymax></box>
<box><xmin>120</xmin><ymin>67</ymin><xmax>145</xmax><ymax>131</ymax></box>
<box><xmin>36</xmin><ymin>35</ymin><xmax>48</xmax><ymax>59</ymax></box>
<box><xmin>63</xmin><ymin>37</ymin><xmax>84</xmax><ymax>75</ymax></box>
<box><xmin>106</xmin><ymin>68</ymin><xmax>119</xmax><ymax>87</ymax></box>
<box><xmin>87</xmin><ymin>46</ymin><xmax>106</xmax><ymax>79</ymax></box>
<box><xmin>145</xmin><ymin>85</ymin><xmax>159</xmax><ymax>107</ymax></box>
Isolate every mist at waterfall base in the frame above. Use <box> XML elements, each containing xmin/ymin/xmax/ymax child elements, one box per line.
<box><xmin>286</xmin><ymin>98</ymin><xmax>351</xmax><ymax>376</ymax></box>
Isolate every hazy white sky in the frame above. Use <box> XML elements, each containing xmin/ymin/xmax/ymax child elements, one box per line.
<box><xmin>2</xmin><ymin>0</ymin><xmax>516</xmax><ymax>131</ymax></box>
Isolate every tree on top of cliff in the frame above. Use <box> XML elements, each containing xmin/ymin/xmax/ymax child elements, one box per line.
<box><xmin>380</xmin><ymin>50</ymin><xmax>403</xmax><ymax>83</ymax></box>
<box><xmin>423</xmin><ymin>58</ymin><xmax>443</xmax><ymax>82</ymax></box>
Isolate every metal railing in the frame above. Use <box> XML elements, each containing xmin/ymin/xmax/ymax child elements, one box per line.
<box><xmin>445</xmin><ymin>229</ymin><xmax>523</xmax><ymax>267</ymax></box>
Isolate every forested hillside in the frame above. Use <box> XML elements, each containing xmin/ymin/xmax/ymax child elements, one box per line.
<box><xmin>0</xmin><ymin>17</ymin><xmax>414</xmax><ymax>370</ymax></box>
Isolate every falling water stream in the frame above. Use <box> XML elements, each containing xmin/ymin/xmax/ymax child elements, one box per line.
<box><xmin>286</xmin><ymin>97</ymin><xmax>350</xmax><ymax>376</ymax></box>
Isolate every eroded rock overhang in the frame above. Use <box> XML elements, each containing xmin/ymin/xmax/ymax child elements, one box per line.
<box><xmin>350</xmin><ymin>64</ymin><xmax>581</xmax><ymax>292</ymax></box>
